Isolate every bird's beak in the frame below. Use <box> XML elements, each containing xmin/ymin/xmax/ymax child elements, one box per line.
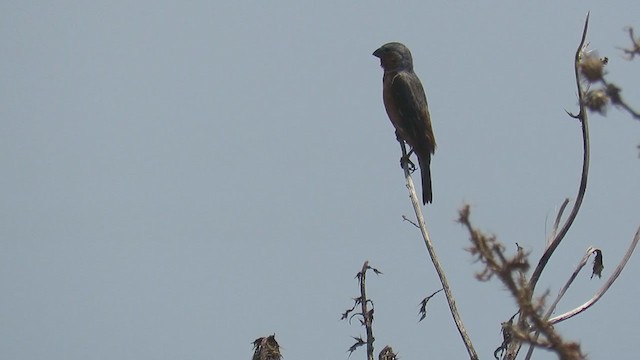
<box><xmin>372</xmin><ymin>48</ymin><xmax>383</xmax><ymax>58</ymax></box>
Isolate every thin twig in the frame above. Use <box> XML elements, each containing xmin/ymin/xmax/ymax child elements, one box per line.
<box><xmin>602</xmin><ymin>80</ymin><xmax>640</xmax><ymax>120</ymax></box>
<box><xmin>550</xmin><ymin>198</ymin><xmax>571</xmax><ymax>243</ymax></box>
<box><xmin>523</xmin><ymin>246</ymin><xmax>598</xmax><ymax>360</ymax></box>
<box><xmin>620</xmin><ymin>27</ymin><xmax>640</xmax><ymax>60</ymax></box>
<box><xmin>401</xmin><ymin>215</ymin><xmax>420</xmax><ymax>228</ymax></box>
<box><xmin>545</xmin><ymin>247</ymin><xmax>598</xmax><ymax>319</ymax></box>
<box><xmin>398</xmin><ymin>141</ymin><xmax>478</xmax><ymax>360</ymax></box>
<box><xmin>549</xmin><ymin>225</ymin><xmax>640</xmax><ymax>324</ymax></box>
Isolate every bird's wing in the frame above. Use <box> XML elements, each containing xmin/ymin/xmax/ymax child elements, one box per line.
<box><xmin>390</xmin><ymin>71</ymin><xmax>436</xmax><ymax>153</ymax></box>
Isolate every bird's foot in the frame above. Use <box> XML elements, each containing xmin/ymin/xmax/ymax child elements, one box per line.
<box><xmin>400</xmin><ymin>155</ymin><xmax>416</xmax><ymax>172</ymax></box>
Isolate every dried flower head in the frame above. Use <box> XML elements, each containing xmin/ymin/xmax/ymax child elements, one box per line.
<box><xmin>579</xmin><ymin>53</ymin><xmax>606</xmax><ymax>83</ymax></box>
<box><xmin>584</xmin><ymin>89</ymin><xmax>609</xmax><ymax>114</ymax></box>
<box><xmin>252</xmin><ymin>335</ymin><xmax>282</xmax><ymax>360</ymax></box>
<box><xmin>379</xmin><ymin>346</ymin><xmax>397</xmax><ymax>360</ymax></box>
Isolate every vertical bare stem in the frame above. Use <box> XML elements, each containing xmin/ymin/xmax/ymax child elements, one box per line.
<box><xmin>398</xmin><ymin>141</ymin><xmax>478</xmax><ymax>360</ymax></box>
<box><xmin>360</xmin><ymin>261</ymin><xmax>375</xmax><ymax>360</ymax></box>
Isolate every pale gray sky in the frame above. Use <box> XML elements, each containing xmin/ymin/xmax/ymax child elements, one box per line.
<box><xmin>1</xmin><ymin>1</ymin><xmax>639</xmax><ymax>359</ymax></box>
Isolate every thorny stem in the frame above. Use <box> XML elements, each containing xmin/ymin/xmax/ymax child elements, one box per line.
<box><xmin>398</xmin><ymin>141</ymin><xmax>478</xmax><ymax>360</ymax></box>
<box><xmin>359</xmin><ymin>261</ymin><xmax>375</xmax><ymax>360</ymax></box>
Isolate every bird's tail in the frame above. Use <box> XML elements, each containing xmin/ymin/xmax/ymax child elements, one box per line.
<box><xmin>419</xmin><ymin>155</ymin><xmax>432</xmax><ymax>204</ymax></box>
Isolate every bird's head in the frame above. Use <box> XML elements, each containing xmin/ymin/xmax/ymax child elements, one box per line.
<box><xmin>373</xmin><ymin>42</ymin><xmax>414</xmax><ymax>72</ymax></box>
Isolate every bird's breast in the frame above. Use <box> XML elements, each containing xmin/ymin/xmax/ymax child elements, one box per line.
<box><xmin>382</xmin><ymin>73</ymin><xmax>405</xmax><ymax>133</ymax></box>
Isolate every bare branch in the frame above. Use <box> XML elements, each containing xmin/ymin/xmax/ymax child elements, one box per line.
<box><xmin>523</xmin><ymin>246</ymin><xmax>599</xmax><ymax>360</ymax></box>
<box><xmin>459</xmin><ymin>207</ymin><xmax>584</xmax><ymax>360</ymax></box>
<box><xmin>546</xmin><ymin>247</ymin><xmax>600</xmax><ymax>319</ymax></box>
<box><xmin>401</xmin><ymin>215</ymin><xmax>420</xmax><ymax>228</ymax></box>
<box><xmin>529</xmin><ymin>12</ymin><xmax>592</xmax><ymax>294</ymax></box>
<box><xmin>550</xmin><ymin>225</ymin><xmax>640</xmax><ymax>324</ymax></box>
<box><xmin>513</xmin><ymin>14</ymin><xmax>592</xmax><ymax>360</ymax></box>
<box><xmin>398</xmin><ymin>140</ymin><xmax>478</xmax><ymax>360</ymax></box>
<box><xmin>548</xmin><ymin>198</ymin><xmax>571</xmax><ymax>245</ymax></box>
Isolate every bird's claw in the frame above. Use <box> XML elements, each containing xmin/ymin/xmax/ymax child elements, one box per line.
<box><xmin>400</xmin><ymin>155</ymin><xmax>416</xmax><ymax>172</ymax></box>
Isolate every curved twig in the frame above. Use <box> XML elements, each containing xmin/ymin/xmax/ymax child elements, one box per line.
<box><xmin>523</xmin><ymin>246</ymin><xmax>598</xmax><ymax>360</ymax></box>
<box><xmin>529</xmin><ymin>12</ymin><xmax>591</xmax><ymax>294</ymax></box>
<box><xmin>511</xmin><ymin>13</ymin><xmax>591</xmax><ymax>360</ymax></box>
<box><xmin>549</xmin><ymin>198</ymin><xmax>571</xmax><ymax>244</ymax></box>
<box><xmin>549</xmin><ymin>225</ymin><xmax>640</xmax><ymax>324</ymax></box>
<box><xmin>398</xmin><ymin>141</ymin><xmax>478</xmax><ymax>360</ymax></box>
<box><xmin>545</xmin><ymin>247</ymin><xmax>599</xmax><ymax>320</ymax></box>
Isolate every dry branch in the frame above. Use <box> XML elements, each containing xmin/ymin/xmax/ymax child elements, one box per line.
<box><xmin>529</xmin><ymin>13</ymin><xmax>592</xmax><ymax>295</ymax></box>
<box><xmin>550</xmin><ymin>226</ymin><xmax>640</xmax><ymax>324</ymax></box>
<box><xmin>398</xmin><ymin>140</ymin><xmax>479</xmax><ymax>360</ymax></box>
<box><xmin>342</xmin><ymin>261</ymin><xmax>382</xmax><ymax>360</ymax></box>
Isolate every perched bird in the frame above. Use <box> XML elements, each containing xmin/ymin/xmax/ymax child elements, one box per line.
<box><xmin>373</xmin><ymin>42</ymin><xmax>436</xmax><ymax>204</ymax></box>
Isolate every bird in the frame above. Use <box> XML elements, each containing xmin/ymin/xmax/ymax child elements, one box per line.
<box><xmin>373</xmin><ymin>42</ymin><xmax>436</xmax><ymax>204</ymax></box>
